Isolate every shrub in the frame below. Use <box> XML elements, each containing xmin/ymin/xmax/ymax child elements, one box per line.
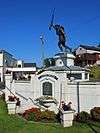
<box><xmin>0</xmin><ymin>93</ymin><xmax>5</xmax><ymax>101</ymax></box>
<box><xmin>56</xmin><ymin>111</ymin><xmax>61</xmax><ymax>122</ymax></box>
<box><xmin>22</xmin><ymin>107</ymin><xmax>42</xmax><ymax>121</ymax></box>
<box><xmin>22</xmin><ymin>108</ymin><xmax>57</xmax><ymax>122</ymax></box>
<box><xmin>90</xmin><ymin>107</ymin><xmax>100</xmax><ymax>121</ymax></box>
<box><xmin>41</xmin><ymin>110</ymin><xmax>56</xmax><ymax>122</ymax></box>
<box><xmin>75</xmin><ymin>111</ymin><xmax>91</xmax><ymax>123</ymax></box>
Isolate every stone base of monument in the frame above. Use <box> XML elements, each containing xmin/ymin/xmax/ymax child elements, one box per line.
<box><xmin>59</xmin><ymin>109</ymin><xmax>75</xmax><ymax>127</ymax></box>
<box><xmin>7</xmin><ymin>101</ymin><xmax>17</xmax><ymax>114</ymax></box>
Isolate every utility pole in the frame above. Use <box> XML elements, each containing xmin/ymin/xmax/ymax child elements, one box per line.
<box><xmin>40</xmin><ymin>33</ymin><xmax>44</xmax><ymax>67</ymax></box>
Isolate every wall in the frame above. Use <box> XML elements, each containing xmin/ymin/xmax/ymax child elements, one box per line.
<box><xmin>5</xmin><ymin>72</ymin><xmax>68</xmax><ymax>113</ymax></box>
<box><xmin>76</xmin><ymin>47</ymin><xmax>87</xmax><ymax>55</ymax></box>
<box><xmin>66</xmin><ymin>82</ymin><xmax>100</xmax><ymax>113</ymax></box>
<box><xmin>5</xmin><ymin>74</ymin><xmax>100</xmax><ymax>114</ymax></box>
<box><xmin>0</xmin><ymin>54</ymin><xmax>4</xmax><ymax>81</ymax></box>
<box><xmin>0</xmin><ymin>54</ymin><xmax>3</xmax><ymax>66</ymax></box>
<box><xmin>87</xmin><ymin>50</ymin><xmax>100</xmax><ymax>54</ymax></box>
<box><xmin>0</xmin><ymin>51</ymin><xmax>17</xmax><ymax>82</ymax></box>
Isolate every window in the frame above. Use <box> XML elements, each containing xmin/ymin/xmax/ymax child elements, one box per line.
<box><xmin>67</xmin><ymin>73</ymin><xmax>82</xmax><ymax>80</ymax></box>
<box><xmin>18</xmin><ymin>65</ymin><xmax>21</xmax><ymax>68</ymax></box>
<box><xmin>85</xmin><ymin>73</ymin><xmax>88</xmax><ymax>79</ymax></box>
<box><xmin>80</xmin><ymin>48</ymin><xmax>82</xmax><ymax>50</ymax></box>
<box><xmin>43</xmin><ymin>82</ymin><xmax>52</xmax><ymax>96</ymax></box>
<box><xmin>59</xmin><ymin>61</ymin><xmax>62</xmax><ymax>64</ymax></box>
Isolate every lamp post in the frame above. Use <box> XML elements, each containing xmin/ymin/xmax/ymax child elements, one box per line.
<box><xmin>40</xmin><ymin>34</ymin><xmax>45</xmax><ymax>67</ymax></box>
<box><xmin>77</xmin><ymin>81</ymin><xmax>80</xmax><ymax>113</ymax></box>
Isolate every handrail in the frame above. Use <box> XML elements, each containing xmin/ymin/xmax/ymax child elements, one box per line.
<box><xmin>5</xmin><ymin>85</ymin><xmax>16</xmax><ymax>97</ymax></box>
<box><xmin>0</xmin><ymin>82</ymin><xmax>5</xmax><ymax>90</ymax></box>
<box><xmin>16</xmin><ymin>92</ymin><xmax>28</xmax><ymax>101</ymax></box>
<box><xmin>4</xmin><ymin>83</ymin><xmax>48</xmax><ymax>110</ymax></box>
<box><xmin>2</xmin><ymin>83</ymin><xmax>28</xmax><ymax>101</ymax></box>
<box><xmin>29</xmin><ymin>97</ymin><xmax>46</xmax><ymax>110</ymax></box>
<box><xmin>0</xmin><ymin>90</ymin><xmax>4</xmax><ymax>93</ymax></box>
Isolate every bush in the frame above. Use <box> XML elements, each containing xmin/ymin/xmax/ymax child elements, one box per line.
<box><xmin>75</xmin><ymin>111</ymin><xmax>91</xmax><ymax>123</ymax></box>
<box><xmin>22</xmin><ymin>107</ymin><xmax>42</xmax><ymax>121</ymax></box>
<box><xmin>56</xmin><ymin>111</ymin><xmax>61</xmax><ymax>123</ymax></box>
<box><xmin>41</xmin><ymin>110</ymin><xmax>56</xmax><ymax>122</ymax></box>
<box><xmin>90</xmin><ymin>107</ymin><xmax>100</xmax><ymax>121</ymax></box>
<box><xmin>0</xmin><ymin>93</ymin><xmax>5</xmax><ymax>101</ymax></box>
<box><xmin>22</xmin><ymin>108</ymin><xmax>57</xmax><ymax>122</ymax></box>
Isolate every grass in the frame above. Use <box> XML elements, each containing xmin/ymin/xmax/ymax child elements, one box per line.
<box><xmin>0</xmin><ymin>99</ymin><xmax>100</xmax><ymax>133</ymax></box>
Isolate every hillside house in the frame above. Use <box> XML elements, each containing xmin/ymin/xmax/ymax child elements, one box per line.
<box><xmin>74</xmin><ymin>45</ymin><xmax>100</xmax><ymax>67</ymax></box>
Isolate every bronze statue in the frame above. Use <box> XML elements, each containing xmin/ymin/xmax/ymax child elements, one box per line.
<box><xmin>49</xmin><ymin>9</ymin><xmax>71</xmax><ymax>52</ymax></box>
<box><xmin>53</xmin><ymin>24</ymin><xmax>71</xmax><ymax>52</ymax></box>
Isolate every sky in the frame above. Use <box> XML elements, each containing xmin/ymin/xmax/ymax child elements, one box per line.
<box><xmin>0</xmin><ymin>0</ymin><xmax>100</xmax><ymax>66</ymax></box>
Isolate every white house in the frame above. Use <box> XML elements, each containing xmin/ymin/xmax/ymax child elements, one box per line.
<box><xmin>0</xmin><ymin>50</ymin><xmax>17</xmax><ymax>82</ymax></box>
<box><xmin>0</xmin><ymin>49</ymin><xmax>37</xmax><ymax>82</ymax></box>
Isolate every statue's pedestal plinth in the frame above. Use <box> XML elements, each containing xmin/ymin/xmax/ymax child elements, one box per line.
<box><xmin>54</xmin><ymin>52</ymin><xmax>75</xmax><ymax>67</ymax></box>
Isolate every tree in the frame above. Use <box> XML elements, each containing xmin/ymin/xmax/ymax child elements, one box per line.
<box><xmin>44</xmin><ymin>58</ymin><xmax>55</xmax><ymax>68</ymax></box>
<box><xmin>44</xmin><ymin>58</ymin><xmax>50</xmax><ymax>68</ymax></box>
<box><xmin>50</xmin><ymin>58</ymin><xmax>55</xmax><ymax>66</ymax></box>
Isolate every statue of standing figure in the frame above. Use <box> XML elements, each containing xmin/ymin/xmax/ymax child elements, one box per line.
<box><xmin>49</xmin><ymin>24</ymin><xmax>71</xmax><ymax>52</ymax></box>
<box><xmin>49</xmin><ymin>9</ymin><xmax>71</xmax><ymax>52</ymax></box>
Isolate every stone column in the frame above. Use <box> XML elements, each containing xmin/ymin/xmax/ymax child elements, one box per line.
<box><xmin>82</xmin><ymin>72</ymin><xmax>85</xmax><ymax>80</ymax></box>
<box><xmin>60</xmin><ymin>73</ymin><xmax>68</xmax><ymax>102</ymax></box>
<box><xmin>0</xmin><ymin>67</ymin><xmax>4</xmax><ymax>82</ymax></box>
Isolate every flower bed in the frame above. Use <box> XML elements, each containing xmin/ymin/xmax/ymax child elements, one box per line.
<box><xmin>22</xmin><ymin>107</ymin><xmax>57</xmax><ymax>122</ymax></box>
<box><xmin>22</xmin><ymin>107</ymin><xmax>42</xmax><ymax>121</ymax></box>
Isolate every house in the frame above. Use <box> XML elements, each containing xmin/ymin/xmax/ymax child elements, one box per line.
<box><xmin>74</xmin><ymin>45</ymin><xmax>100</xmax><ymax>67</ymax></box>
<box><xmin>7</xmin><ymin>60</ymin><xmax>37</xmax><ymax>80</ymax></box>
<box><xmin>0</xmin><ymin>49</ymin><xmax>37</xmax><ymax>82</ymax></box>
<box><xmin>0</xmin><ymin>50</ymin><xmax>17</xmax><ymax>82</ymax></box>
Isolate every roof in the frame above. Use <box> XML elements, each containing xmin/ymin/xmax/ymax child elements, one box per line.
<box><xmin>0</xmin><ymin>49</ymin><xmax>13</xmax><ymax>56</ymax></box>
<box><xmin>7</xmin><ymin>67</ymin><xmax>36</xmax><ymax>72</ymax></box>
<box><xmin>45</xmin><ymin>65</ymin><xmax>90</xmax><ymax>72</ymax></box>
<box><xmin>54</xmin><ymin>52</ymin><xmax>75</xmax><ymax>59</ymax></box>
<box><xmin>55</xmin><ymin>52</ymin><xmax>71</xmax><ymax>57</ymax></box>
<box><xmin>24</xmin><ymin>63</ymin><xmax>36</xmax><ymax>67</ymax></box>
<box><xmin>80</xmin><ymin>45</ymin><xmax>100</xmax><ymax>52</ymax></box>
